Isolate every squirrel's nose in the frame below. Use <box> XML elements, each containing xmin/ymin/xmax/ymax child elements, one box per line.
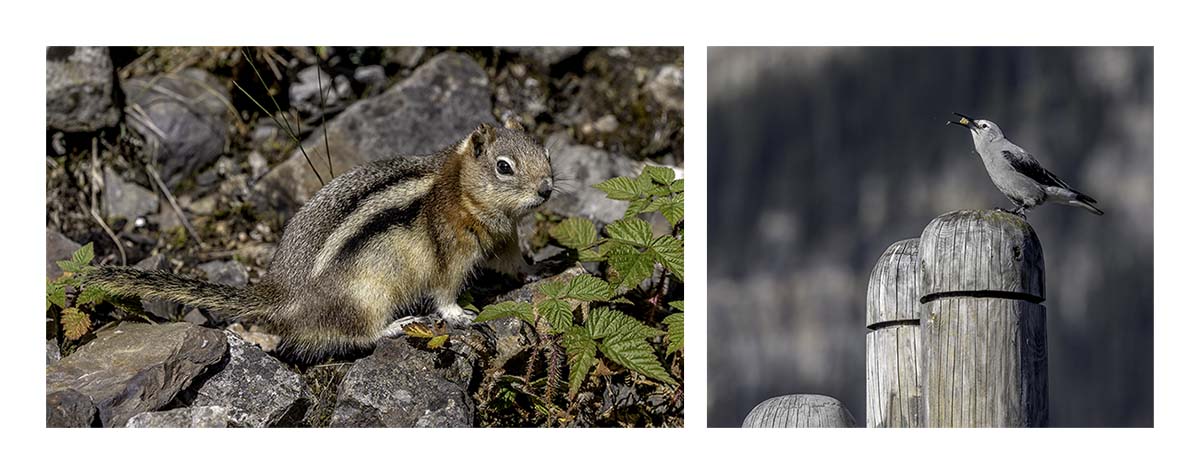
<box><xmin>537</xmin><ymin>178</ymin><xmax>553</xmax><ymax>200</ymax></box>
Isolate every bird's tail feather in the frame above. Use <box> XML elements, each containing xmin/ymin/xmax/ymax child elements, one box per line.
<box><xmin>1068</xmin><ymin>197</ymin><xmax>1104</xmax><ymax>216</ymax></box>
<box><xmin>83</xmin><ymin>266</ymin><xmax>275</xmax><ymax>317</ymax></box>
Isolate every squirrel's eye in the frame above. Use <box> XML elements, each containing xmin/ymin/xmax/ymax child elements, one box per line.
<box><xmin>496</xmin><ymin>158</ymin><xmax>514</xmax><ymax>176</ymax></box>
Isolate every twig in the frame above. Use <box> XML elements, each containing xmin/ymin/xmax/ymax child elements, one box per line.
<box><xmin>88</xmin><ymin>138</ymin><xmax>126</xmax><ymax>265</ymax></box>
<box><xmin>144</xmin><ymin>163</ymin><xmax>202</xmax><ymax>246</ymax></box>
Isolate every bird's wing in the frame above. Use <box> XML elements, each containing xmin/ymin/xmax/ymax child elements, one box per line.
<box><xmin>1001</xmin><ymin>149</ymin><xmax>1070</xmax><ymax>189</ymax></box>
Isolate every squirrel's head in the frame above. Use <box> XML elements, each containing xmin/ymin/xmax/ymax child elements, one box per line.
<box><xmin>458</xmin><ymin>118</ymin><xmax>555</xmax><ymax>215</ymax></box>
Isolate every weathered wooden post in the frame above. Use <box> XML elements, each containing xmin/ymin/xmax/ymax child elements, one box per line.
<box><xmin>918</xmin><ymin>210</ymin><xmax>1048</xmax><ymax>427</ymax></box>
<box><xmin>865</xmin><ymin>238</ymin><xmax>922</xmax><ymax>427</ymax></box>
<box><xmin>742</xmin><ymin>394</ymin><xmax>856</xmax><ymax>428</ymax></box>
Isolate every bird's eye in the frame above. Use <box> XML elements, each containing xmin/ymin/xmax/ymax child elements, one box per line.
<box><xmin>496</xmin><ymin>157</ymin><xmax>514</xmax><ymax>176</ymax></box>
<box><xmin>981</xmin><ymin>123</ymin><xmax>989</xmax><ymax>129</ymax></box>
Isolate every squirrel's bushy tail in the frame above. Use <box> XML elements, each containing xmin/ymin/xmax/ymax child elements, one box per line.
<box><xmin>84</xmin><ymin>266</ymin><xmax>275</xmax><ymax>317</ymax></box>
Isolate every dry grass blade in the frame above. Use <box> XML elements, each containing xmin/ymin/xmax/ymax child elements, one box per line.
<box><xmin>88</xmin><ymin>138</ymin><xmax>126</xmax><ymax>265</ymax></box>
<box><xmin>144</xmin><ymin>163</ymin><xmax>202</xmax><ymax>246</ymax></box>
<box><xmin>315</xmin><ymin>65</ymin><xmax>334</xmax><ymax>177</ymax></box>
<box><xmin>232</xmin><ymin>49</ymin><xmax>325</xmax><ymax>186</ymax></box>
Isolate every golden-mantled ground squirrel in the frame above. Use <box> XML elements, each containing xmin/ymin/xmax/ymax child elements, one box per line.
<box><xmin>88</xmin><ymin>119</ymin><xmax>554</xmax><ymax>361</ymax></box>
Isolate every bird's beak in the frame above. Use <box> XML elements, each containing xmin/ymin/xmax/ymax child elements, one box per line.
<box><xmin>947</xmin><ymin>112</ymin><xmax>976</xmax><ymax>129</ymax></box>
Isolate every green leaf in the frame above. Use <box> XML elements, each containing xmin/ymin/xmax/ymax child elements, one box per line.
<box><xmin>667</xmin><ymin>300</ymin><xmax>684</xmax><ymax>312</ymax></box>
<box><xmin>550</xmin><ymin>217</ymin><xmax>598</xmax><ymax>250</ymax></box>
<box><xmin>578</xmin><ymin>247</ymin><xmax>607</xmax><ymax>262</ymax></box>
<box><xmin>47</xmin><ymin>280</ymin><xmax>66</xmax><ymax>310</ymax></box>
<box><xmin>427</xmin><ymin>334</ymin><xmax>449</xmax><ymax>350</ymax></box>
<box><xmin>564</xmin><ymin>274</ymin><xmax>612</xmax><ymax>302</ymax></box>
<box><xmin>457</xmin><ymin>292</ymin><xmax>480</xmax><ymax>314</ymax></box>
<box><xmin>623</xmin><ymin>196</ymin><xmax>654</xmax><ymax>219</ymax></box>
<box><xmin>56</xmin><ymin>260</ymin><xmax>84</xmax><ymax>274</ymax></box>
<box><xmin>585</xmin><ymin>306</ymin><xmax>663</xmax><ymax>340</ymax></box>
<box><xmin>664</xmin><ymin>313</ymin><xmax>684</xmax><ymax>354</ymax></box>
<box><xmin>536</xmin><ymin>298</ymin><xmax>574</xmax><ymax>333</ymax></box>
<box><xmin>537</xmin><ymin>280</ymin><xmax>567</xmax><ymax>299</ymax></box>
<box><xmin>72</xmin><ymin>242</ymin><xmax>95</xmax><ymax>267</ymax></box>
<box><xmin>607</xmin><ymin>247</ymin><xmax>655</xmax><ymax>289</ymax></box>
<box><xmin>598</xmin><ymin>333</ymin><xmax>675</xmax><ymax>385</ymax></box>
<box><xmin>649</xmin><ymin>235</ymin><xmax>684</xmax><ymax>281</ymax></box>
<box><xmin>657</xmin><ymin>193</ymin><xmax>684</xmax><ymax>227</ymax></box>
<box><xmin>76</xmin><ymin>285</ymin><xmax>108</xmax><ymax>307</ymax></box>
<box><xmin>475</xmin><ymin>301</ymin><xmax>535</xmax><ymax>325</ymax></box>
<box><xmin>669</xmin><ymin>178</ymin><xmax>684</xmax><ymax>194</ymax></box>
<box><xmin>61</xmin><ymin>307</ymin><xmax>91</xmax><ymax>341</ymax></box>
<box><xmin>642</xmin><ymin>165</ymin><xmax>675</xmax><ymax>185</ymax></box>
<box><xmin>593</xmin><ymin>176</ymin><xmax>643</xmax><ymax>201</ymax></box>
<box><xmin>563</xmin><ymin>326</ymin><xmax>597</xmax><ymax>397</ymax></box>
<box><xmin>605</xmin><ymin>218</ymin><xmax>653</xmax><ymax>247</ymax></box>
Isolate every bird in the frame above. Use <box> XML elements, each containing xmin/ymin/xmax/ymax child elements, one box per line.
<box><xmin>947</xmin><ymin>113</ymin><xmax>1103</xmax><ymax>217</ymax></box>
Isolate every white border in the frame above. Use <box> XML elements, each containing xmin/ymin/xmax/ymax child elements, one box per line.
<box><xmin>4</xmin><ymin>1</ymin><xmax>1197</xmax><ymax>472</ymax></box>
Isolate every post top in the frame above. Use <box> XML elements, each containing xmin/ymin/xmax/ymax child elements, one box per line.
<box><xmin>866</xmin><ymin>238</ymin><xmax>921</xmax><ymax>327</ymax></box>
<box><xmin>918</xmin><ymin>209</ymin><xmax>1045</xmax><ymax>301</ymax></box>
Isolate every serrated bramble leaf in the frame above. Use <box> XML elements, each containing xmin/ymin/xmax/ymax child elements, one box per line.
<box><xmin>650</xmin><ymin>235</ymin><xmax>684</xmax><ymax>281</ymax></box>
<box><xmin>427</xmin><ymin>335</ymin><xmax>449</xmax><ymax>350</ymax></box>
<box><xmin>563</xmin><ymin>327</ymin><xmax>597</xmax><ymax>396</ymax></box>
<box><xmin>76</xmin><ymin>285</ymin><xmax>109</xmax><ymax>307</ymax></box>
<box><xmin>642</xmin><ymin>165</ymin><xmax>675</xmax><ymax>185</ymax></box>
<box><xmin>72</xmin><ymin>242</ymin><xmax>95</xmax><ymax>267</ymax></box>
<box><xmin>47</xmin><ymin>280</ymin><xmax>66</xmax><ymax>310</ymax></box>
<box><xmin>457</xmin><ymin>292</ymin><xmax>480</xmax><ymax>313</ymax></box>
<box><xmin>623</xmin><ymin>196</ymin><xmax>654</xmax><ymax>219</ymax></box>
<box><xmin>61</xmin><ymin>307</ymin><xmax>91</xmax><ymax>341</ymax></box>
<box><xmin>607</xmin><ymin>250</ymin><xmax>655</xmax><ymax>289</ymax></box>
<box><xmin>537</xmin><ymin>280</ymin><xmax>567</xmax><ymax>299</ymax></box>
<box><xmin>669</xmin><ymin>178</ymin><xmax>684</xmax><ymax>194</ymax></box>
<box><xmin>57</xmin><ymin>260</ymin><xmax>84</xmax><ymax>274</ymax></box>
<box><xmin>536</xmin><ymin>298</ymin><xmax>574</xmax><ymax>333</ymax></box>
<box><xmin>597</xmin><ymin>333</ymin><xmax>675</xmax><ymax>385</ymax></box>
<box><xmin>550</xmin><ymin>217</ymin><xmax>598</xmax><ymax>250</ymax></box>
<box><xmin>610</xmin><ymin>296</ymin><xmax>634</xmax><ymax>305</ymax></box>
<box><xmin>593</xmin><ymin>176</ymin><xmax>643</xmax><ymax>201</ymax></box>
<box><xmin>605</xmin><ymin>218</ymin><xmax>653</xmax><ymax>247</ymax></box>
<box><xmin>578</xmin><ymin>247</ymin><xmax>607</xmax><ymax>262</ymax></box>
<box><xmin>667</xmin><ymin>300</ymin><xmax>684</xmax><ymax>312</ymax></box>
<box><xmin>475</xmin><ymin>301</ymin><xmax>535</xmax><ymax>325</ymax></box>
<box><xmin>658</xmin><ymin>194</ymin><xmax>684</xmax><ymax>226</ymax></box>
<box><xmin>585</xmin><ymin>306</ymin><xmax>663</xmax><ymax>340</ymax></box>
<box><xmin>403</xmin><ymin>322</ymin><xmax>436</xmax><ymax>338</ymax></box>
<box><xmin>663</xmin><ymin>313</ymin><xmax>684</xmax><ymax>354</ymax></box>
<box><xmin>564</xmin><ymin>274</ymin><xmax>612</xmax><ymax>302</ymax></box>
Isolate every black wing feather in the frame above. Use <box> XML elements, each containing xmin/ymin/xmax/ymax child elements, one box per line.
<box><xmin>1002</xmin><ymin>149</ymin><xmax>1069</xmax><ymax>189</ymax></box>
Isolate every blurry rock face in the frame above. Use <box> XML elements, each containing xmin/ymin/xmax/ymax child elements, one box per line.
<box><xmin>46</xmin><ymin>229</ymin><xmax>81</xmax><ymax>280</ymax></box>
<box><xmin>124</xmin><ymin>68</ymin><xmax>231</xmax><ymax>189</ymax></box>
<box><xmin>502</xmin><ymin>47</ymin><xmax>583</xmax><ymax>68</ymax></box>
<box><xmin>102</xmin><ymin>167</ymin><xmax>159</xmax><ymax>222</ymax></box>
<box><xmin>46</xmin><ymin>47</ymin><xmax>121</xmax><ymax>132</ymax></box>
<box><xmin>255</xmin><ymin>52</ymin><xmax>494</xmax><ymax>216</ymax></box>
<box><xmin>645</xmin><ymin>65</ymin><xmax>683</xmax><ymax>112</ymax></box>
<box><xmin>330</xmin><ymin>337</ymin><xmax>475</xmax><ymax>427</ymax></box>
<box><xmin>45</xmin><ymin>322</ymin><xmax>227</xmax><ymax>427</ymax></box>
<box><xmin>126</xmin><ymin>405</ymin><xmax>250</xmax><ymax>428</ymax></box>
<box><xmin>289</xmin><ymin>65</ymin><xmax>352</xmax><ymax>116</ymax></box>
<box><xmin>198</xmin><ymin>260</ymin><xmax>248</xmax><ymax>288</ymax></box>
<box><xmin>187</xmin><ymin>331</ymin><xmax>312</xmax><ymax>427</ymax></box>
<box><xmin>542</xmin><ymin>132</ymin><xmax>641</xmax><ymax>224</ymax></box>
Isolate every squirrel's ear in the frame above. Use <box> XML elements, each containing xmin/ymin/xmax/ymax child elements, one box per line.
<box><xmin>502</xmin><ymin>115</ymin><xmax>525</xmax><ymax>132</ymax></box>
<box><xmin>465</xmin><ymin>123</ymin><xmax>496</xmax><ymax>158</ymax></box>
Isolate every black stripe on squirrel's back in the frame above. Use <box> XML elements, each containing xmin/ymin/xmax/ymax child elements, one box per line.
<box><xmin>333</xmin><ymin>195</ymin><xmax>426</xmax><ymax>263</ymax></box>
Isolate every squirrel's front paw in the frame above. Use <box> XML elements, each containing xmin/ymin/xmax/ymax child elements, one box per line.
<box><xmin>437</xmin><ymin>304</ymin><xmax>476</xmax><ymax>327</ymax></box>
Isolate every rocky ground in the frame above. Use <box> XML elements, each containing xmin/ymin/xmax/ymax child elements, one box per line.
<box><xmin>45</xmin><ymin>46</ymin><xmax>683</xmax><ymax>427</ymax></box>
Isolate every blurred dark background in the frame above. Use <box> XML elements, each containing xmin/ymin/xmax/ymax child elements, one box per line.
<box><xmin>707</xmin><ymin>47</ymin><xmax>1152</xmax><ymax>427</ymax></box>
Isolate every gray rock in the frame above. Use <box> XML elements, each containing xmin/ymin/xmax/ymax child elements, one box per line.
<box><xmin>124</xmin><ymin>68</ymin><xmax>231</xmax><ymax>189</ymax></box>
<box><xmin>188</xmin><ymin>331</ymin><xmax>311</xmax><ymax>427</ymax></box>
<box><xmin>645</xmin><ymin>64</ymin><xmax>684</xmax><ymax>112</ymax></box>
<box><xmin>502</xmin><ymin>47</ymin><xmax>583</xmax><ymax>67</ymax></box>
<box><xmin>198</xmin><ymin>260</ymin><xmax>248</xmax><ymax>287</ymax></box>
<box><xmin>247</xmin><ymin>151</ymin><xmax>269</xmax><ymax>181</ymax></box>
<box><xmin>134</xmin><ymin>254</ymin><xmax>181</xmax><ymax>319</ymax></box>
<box><xmin>46</xmin><ymin>47</ymin><xmax>120</xmax><ymax>132</ymax></box>
<box><xmin>382</xmin><ymin>47</ymin><xmax>426</xmax><ymax>69</ymax></box>
<box><xmin>102</xmin><ymin>167</ymin><xmax>159</xmax><ymax>221</ymax></box>
<box><xmin>330</xmin><ymin>338</ymin><xmax>475</xmax><ymax>427</ymax></box>
<box><xmin>255</xmin><ymin>52</ymin><xmax>494</xmax><ymax>216</ymax></box>
<box><xmin>183</xmin><ymin>308</ymin><xmax>208</xmax><ymax>326</ymax></box>
<box><xmin>45</xmin><ymin>322</ymin><xmax>227</xmax><ymax>427</ymax></box>
<box><xmin>290</xmin><ymin>66</ymin><xmax>352</xmax><ymax>116</ymax></box>
<box><xmin>47</xmin><ymin>340</ymin><xmax>61</xmax><ymax>365</ymax></box>
<box><xmin>542</xmin><ymin>132</ymin><xmax>642</xmax><ymax>223</ymax></box>
<box><xmin>353</xmin><ymin>65</ymin><xmax>387</xmax><ymax>86</ymax></box>
<box><xmin>46</xmin><ymin>228</ymin><xmax>81</xmax><ymax>280</ymax></box>
<box><xmin>125</xmin><ymin>405</ymin><xmax>250</xmax><ymax>428</ymax></box>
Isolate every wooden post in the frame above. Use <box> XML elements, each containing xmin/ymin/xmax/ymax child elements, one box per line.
<box><xmin>742</xmin><ymin>394</ymin><xmax>856</xmax><ymax>428</ymax></box>
<box><xmin>918</xmin><ymin>210</ymin><xmax>1048</xmax><ymax>427</ymax></box>
<box><xmin>865</xmin><ymin>238</ymin><xmax>922</xmax><ymax>427</ymax></box>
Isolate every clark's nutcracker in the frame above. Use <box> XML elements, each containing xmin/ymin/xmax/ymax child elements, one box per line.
<box><xmin>948</xmin><ymin>113</ymin><xmax>1103</xmax><ymax>217</ymax></box>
